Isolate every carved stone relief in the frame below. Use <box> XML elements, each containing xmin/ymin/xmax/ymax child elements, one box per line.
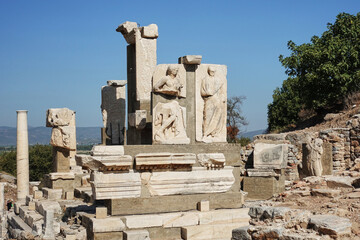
<box><xmin>253</xmin><ymin>142</ymin><xmax>288</xmax><ymax>169</ymax></box>
<box><xmin>153</xmin><ymin>101</ymin><xmax>190</xmax><ymax>144</ymax></box>
<box><xmin>153</xmin><ymin>64</ymin><xmax>186</xmax><ymax>98</ymax></box>
<box><xmin>302</xmin><ymin>135</ymin><xmax>324</xmax><ymax>176</ymax></box>
<box><xmin>196</xmin><ymin>64</ymin><xmax>227</xmax><ymax>143</ymax></box>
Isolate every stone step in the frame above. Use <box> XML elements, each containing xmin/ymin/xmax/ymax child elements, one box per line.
<box><xmin>74</xmin><ymin>187</ymin><xmax>93</xmax><ymax>202</ymax></box>
<box><xmin>42</xmin><ymin>187</ymin><xmax>63</xmax><ymax>200</ymax></box>
<box><xmin>9</xmin><ymin>214</ymin><xmax>33</xmax><ymax>233</ymax></box>
<box><xmin>35</xmin><ymin>200</ymin><xmax>62</xmax><ymax>216</ymax></box>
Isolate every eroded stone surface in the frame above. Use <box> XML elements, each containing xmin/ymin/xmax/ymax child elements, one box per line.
<box><xmin>50</xmin><ymin>126</ymin><xmax>76</xmax><ymax>150</ymax></box>
<box><xmin>195</xmin><ymin>64</ymin><xmax>227</xmax><ymax>143</ymax></box>
<box><xmin>46</xmin><ymin>108</ymin><xmax>75</xmax><ymax>127</ymax></box>
<box><xmin>91</xmin><ymin>145</ymin><xmax>124</xmax><ymax>156</ymax></box>
<box><xmin>309</xmin><ymin>214</ymin><xmax>352</xmax><ymax>237</ymax></box>
<box><xmin>153</xmin><ymin>64</ymin><xmax>186</xmax><ymax>98</ymax></box>
<box><xmin>135</xmin><ymin>152</ymin><xmax>195</xmax><ymax>169</ymax></box>
<box><xmin>253</xmin><ymin>143</ymin><xmax>288</xmax><ymax>169</ymax></box>
<box><xmin>153</xmin><ymin>101</ymin><xmax>189</xmax><ymax>144</ymax></box>
<box><xmin>197</xmin><ymin>153</ymin><xmax>225</xmax><ymax>168</ymax></box>
<box><xmin>179</xmin><ymin>55</ymin><xmax>202</xmax><ymax>65</ymax></box>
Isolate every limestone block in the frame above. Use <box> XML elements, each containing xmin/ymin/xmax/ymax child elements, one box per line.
<box><xmin>65</xmin><ymin>191</ymin><xmax>74</xmax><ymax>200</ymax></box>
<box><xmin>107</xmin><ymin>80</ymin><xmax>127</xmax><ymax>86</ymax></box>
<box><xmin>162</xmin><ymin>212</ymin><xmax>199</xmax><ymax>228</ymax></box>
<box><xmin>146</xmin><ymin>167</ymin><xmax>235</xmax><ymax>196</ymax></box>
<box><xmin>25</xmin><ymin>195</ymin><xmax>33</xmax><ymax>206</ymax></box>
<box><xmin>53</xmin><ymin>147</ymin><xmax>71</xmax><ymax>172</ymax></box>
<box><xmin>116</xmin><ymin>21</ymin><xmax>138</xmax><ymax>44</ymax></box>
<box><xmin>141</xmin><ymin>24</ymin><xmax>158</xmax><ymax>38</ymax></box>
<box><xmin>91</xmin><ymin>145</ymin><xmax>124</xmax><ymax>156</ymax></box>
<box><xmin>49</xmin><ymin>172</ymin><xmax>75</xmax><ymax>180</ymax></box>
<box><xmin>91</xmin><ymin>171</ymin><xmax>141</xmax><ymax>200</ymax></box>
<box><xmin>153</xmin><ymin>101</ymin><xmax>190</xmax><ymax>144</ymax></box>
<box><xmin>96</xmin><ymin>207</ymin><xmax>107</xmax><ymax>219</ymax></box>
<box><xmin>135</xmin><ymin>152</ymin><xmax>196</xmax><ymax>169</ymax></box>
<box><xmin>128</xmin><ymin>110</ymin><xmax>147</xmax><ymax>130</ymax></box>
<box><xmin>253</xmin><ymin>142</ymin><xmax>288</xmax><ymax>169</ymax></box>
<box><xmin>134</xmin><ymin>28</ymin><xmax>157</xmax><ymax>102</ymax></box>
<box><xmin>197</xmin><ymin>200</ymin><xmax>209</xmax><ymax>212</ymax></box>
<box><xmin>246</xmin><ymin>169</ymin><xmax>278</xmax><ymax>177</ymax></box>
<box><xmin>153</xmin><ymin>64</ymin><xmax>186</xmax><ymax>98</ymax></box>
<box><xmin>28</xmin><ymin>202</ymin><xmax>35</xmax><ymax>211</ymax></box>
<box><xmin>46</xmin><ymin>108</ymin><xmax>75</xmax><ymax>127</ymax></box>
<box><xmin>124</xmin><ymin>230</ymin><xmax>150</xmax><ymax>240</ymax></box>
<box><xmin>42</xmin><ymin>187</ymin><xmax>62</xmax><ymax>200</ymax></box>
<box><xmin>35</xmin><ymin>201</ymin><xmax>62</xmax><ymax>216</ymax></box>
<box><xmin>125</xmin><ymin>214</ymin><xmax>163</xmax><ymax>229</ymax></box>
<box><xmin>179</xmin><ymin>55</ymin><xmax>202</xmax><ymax>65</ymax></box>
<box><xmin>195</xmin><ymin>64</ymin><xmax>227</xmax><ymax>143</ymax></box>
<box><xmin>101</xmin><ymin>84</ymin><xmax>126</xmax><ymax>144</ymax></box>
<box><xmin>14</xmin><ymin>201</ymin><xmax>25</xmax><ymax>214</ymax></box>
<box><xmin>198</xmin><ymin>208</ymin><xmax>250</xmax><ymax>225</ymax></box>
<box><xmin>197</xmin><ymin>153</ymin><xmax>225</xmax><ymax>168</ymax></box>
<box><xmin>181</xmin><ymin>222</ymin><xmax>248</xmax><ymax>240</ymax></box>
<box><xmin>309</xmin><ymin>214</ymin><xmax>352</xmax><ymax>237</ymax></box>
<box><xmin>43</xmin><ymin>210</ymin><xmax>55</xmax><ymax>240</ymax></box>
<box><xmin>50</xmin><ymin>126</ymin><xmax>76</xmax><ymax>150</ymax></box>
<box><xmin>92</xmin><ymin>155</ymin><xmax>133</xmax><ymax>171</ymax></box>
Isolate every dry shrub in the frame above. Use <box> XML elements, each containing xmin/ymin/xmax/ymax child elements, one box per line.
<box><xmin>344</xmin><ymin>92</ymin><xmax>360</xmax><ymax>109</ymax></box>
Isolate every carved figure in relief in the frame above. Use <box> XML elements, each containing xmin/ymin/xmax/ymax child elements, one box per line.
<box><xmin>201</xmin><ymin>66</ymin><xmax>226</xmax><ymax>142</ymax></box>
<box><xmin>304</xmin><ymin>136</ymin><xmax>323</xmax><ymax>176</ymax></box>
<box><xmin>153</xmin><ymin>101</ymin><xmax>189</xmax><ymax>144</ymax></box>
<box><xmin>153</xmin><ymin>66</ymin><xmax>183</xmax><ymax>96</ymax></box>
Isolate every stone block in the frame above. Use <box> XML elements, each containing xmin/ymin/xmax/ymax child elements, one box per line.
<box><xmin>197</xmin><ymin>200</ymin><xmax>209</xmax><ymax>212</ymax></box>
<box><xmin>309</xmin><ymin>214</ymin><xmax>352</xmax><ymax>237</ymax></box>
<box><xmin>53</xmin><ymin>147</ymin><xmax>70</xmax><ymax>172</ymax></box>
<box><xmin>135</xmin><ymin>152</ymin><xmax>196</xmax><ymax>170</ymax></box>
<box><xmin>107</xmin><ymin>80</ymin><xmax>127</xmax><ymax>86</ymax></box>
<box><xmin>35</xmin><ymin>201</ymin><xmax>62</xmax><ymax>216</ymax></box>
<box><xmin>124</xmin><ymin>214</ymin><xmax>163</xmax><ymax>229</ymax></box>
<box><xmin>141</xmin><ymin>24</ymin><xmax>158</xmax><ymax>38</ymax></box>
<box><xmin>321</xmin><ymin>142</ymin><xmax>333</xmax><ymax>175</ymax></box>
<box><xmin>197</xmin><ymin>153</ymin><xmax>225</xmax><ymax>168</ymax></box>
<box><xmin>232</xmin><ymin>226</ymin><xmax>251</xmax><ymax>240</ymax></box>
<box><xmin>91</xmin><ymin>217</ymin><xmax>126</xmax><ymax>233</ymax></box>
<box><xmin>49</xmin><ymin>172</ymin><xmax>75</xmax><ymax>180</ymax></box>
<box><xmin>65</xmin><ymin>191</ymin><xmax>74</xmax><ymax>200</ymax></box>
<box><xmin>181</xmin><ymin>222</ymin><xmax>248</xmax><ymax>240</ymax></box>
<box><xmin>91</xmin><ymin>145</ymin><xmax>125</xmax><ymax>156</ymax></box>
<box><xmin>96</xmin><ymin>207</ymin><xmax>107</xmax><ymax>219</ymax></box>
<box><xmin>128</xmin><ymin>110</ymin><xmax>147</xmax><ymax>130</ymax></box>
<box><xmin>42</xmin><ymin>187</ymin><xmax>63</xmax><ymax>200</ymax></box>
<box><xmin>91</xmin><ymin>171</ymin><xmax>141</xmax><ymax>200</ymax></box>
<box><xmin>253</xmin><ymin>142</ymin><xmax>288</xmax><ymax>169</ymax></box>
<box><xmin>198</xmin><ymin>208</ymin><xmax>250</xmax><ymax>225</ymax></box>
<box><xmin>92</xmin><ymin>155</ymin><xmax>133</xmax><ymax>171</ymax></box>
<box><xmin>25</xmin><ymin>195</ymin><xmax>33</xmax><ymax>205</ymax></box>
<box><xmin>243</xmin><ymin>176</ymin><xmax>285</xmax><ymax>200</ymax></box>
<box><xmin>28</xmin><ymin>202</ymin><xmax>35</xmax><ymax>211</ymax></box>
<box><xmin>105</xmin><ymin>192</ymin><xmax>244</xmax><ymax>216</ymax></box>
<box><xmin>178</xmin><ymin>55</ymin><xmax>202</xmax><ymax>65</ymax></box>
<box><xmin>124</xmin><ymin>229</ymin><xmax>149</xmax><ymax>240</ymax></box>
<box><xmin>311</xmin><ymin>189</ymin><xmax>341</xmax><ymax>198</ymax></box>
<box><xmin>148</xmin><ymin>227</ymin><xmax>181</xmax><ymax>240</ymax></box>
<box><xmin>145</xmin><ymin>167</ymin><xmax>235</xmax><ymax>196</ymax></box>
<box><xmin>14</xmin><ymin>201</ymin><xmax>25</xmax><ymax>215</ymax></box>
<box><xmin>65</xmin><ymin>235</ymin><xmax>76</xmax><ymax>240</ymax></box>
<box><xmin>46</xmin><ymin>108</ymin><xmax>75</xmax><ymax>127</ymax></box>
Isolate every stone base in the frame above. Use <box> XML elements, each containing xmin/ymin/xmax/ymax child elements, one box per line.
<box><xmin>124</xmin><ymin>143</ymin><xmax>242</xmax><ymax>166</ymax></box>
<box><xmin>243</xmin><ymin>175</ymin><xmax>285</xmax><ymax>200</ymax></box>
<box><xmin>104</xmin><ymin>192</ymin><xmax>245</xmax><ymax>216</ymax></box>
<box><xmin>42</xmin><ymin>174</ymin><xmax>76</xmax><ymax>195</ymax></box>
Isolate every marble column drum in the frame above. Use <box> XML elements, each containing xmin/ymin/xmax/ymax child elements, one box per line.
<box><xmin>16</xmin><ymin>110</ymin><xmax>29</xmax><ymax>200</ymax></box>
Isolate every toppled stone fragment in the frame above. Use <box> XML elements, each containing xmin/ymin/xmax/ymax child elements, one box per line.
<box><xmin>309</xmin><ymin>214</ymin><xmax>352</xmax><ymax>237</ymax></box>
<box><xmin>141</xmin><ymin>24</ymin><xmax>158</xmax><ymax>38</ymax></box>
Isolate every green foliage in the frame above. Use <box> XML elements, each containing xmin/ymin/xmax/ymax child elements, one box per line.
<box><xmin>268</xmin><ymin>12</ymin><xmax>360</xmax><ymax>132</ymax></box>
<box><xmin>0</xmin><ymin>145</ymin><xmax>52</xmax><ymax>181</ymax></box>
<box><xmin>237</xmin><ymin>136</ymin><xmax>251</xmax><ymax>146</ymax></box>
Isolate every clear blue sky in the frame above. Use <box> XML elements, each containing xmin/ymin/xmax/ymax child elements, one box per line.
<box><xmin>0</xmin><ymin>1</ymin><xmax>359</xmax><ymax>131</ymax></box>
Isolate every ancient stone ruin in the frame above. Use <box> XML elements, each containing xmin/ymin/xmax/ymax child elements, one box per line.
<box><xmin>2</xmin><ymin>21</ymin><xmax>359</xmax><ymax>240</ymax></box>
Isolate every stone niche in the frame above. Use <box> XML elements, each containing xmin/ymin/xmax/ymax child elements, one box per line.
<box><xmin>195</xmin><ymin>64</ymin><xmax>227</xmax><ymax>143</ymax></box>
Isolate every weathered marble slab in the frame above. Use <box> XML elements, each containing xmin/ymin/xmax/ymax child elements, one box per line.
<box><xmin>50</xmin><ymin>126</ymin><xmax>76</xmax><ymax>150</ymax></box>
<box><xmin>143</xmin><ymin>167</ymin><xmax>235</xmax><ymax>196</ymax></box>
<box><xmin>197</xmin><ymin>153</ymin><xmax>225</xmax><ymax>168</ymax></box>
<box><xmin>91</xmin><ymin>145</ymin><xmax>124</xmax><ymax>156</ymax></box>
<box><xmin>101</xmin><ymin>83</ymin><xmax>126</xmax><ymax>144</ymax></box>
<box><xmin>153</xmin><ymin>64</ymin><xmax>186</xmax><ymax>98</ymax></box>
<box><xmin>46</xmin><ymin>108</ymin><xmax>75</xmax><ymax>127</ymax></box>
<box><xmin>253</xmin><ymin>142</ymin><xmax>288</xmax><ymax>169</ymax></box>
<box><xmin>92</xmin><ymin>155</ymin><xmax>133</xmax><ymax>171</ymax></box>
<box><xmin>195</xmin><ymin>64</ymin><xmax>227</xmax><ymax>143</ymax></box>
<box><xmin>178</xmin><ymin>55</ymin><xmax>202</xmax><ymax>65</ymax></box>
<box><xmin>153</xmin><ymin>101</ymin><xmax>190</xmax><ymax>144</ymax></box>
<box><xmin>135</xmin><ymin>153</ymin><xmax>196</xmax><ymax>170</ymax></box>
<box><xmin>91</xmin><ymin>171</ymin><xmax>141</xmax><ymax>200</ymax></box>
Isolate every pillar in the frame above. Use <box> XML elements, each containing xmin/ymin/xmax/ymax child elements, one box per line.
<box><xmin>16</xmin><ymin>110</ymin><xmax>29</xmax><ymax>200</ymax></box>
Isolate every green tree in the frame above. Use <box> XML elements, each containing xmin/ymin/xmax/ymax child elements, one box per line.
<box><xmin>268</xmin><ymin>12</ymin><xmax>360</xmax><ymax>132</ymax></box>
<box><xmin>0</xmin><ymin>144</ymin><xmax>52</xmax><ymax>181</ymax></box>
<box><xmin>227</xmin><ymin>96</ymin><xmax>248</xmax><ymax>143</ymax></box>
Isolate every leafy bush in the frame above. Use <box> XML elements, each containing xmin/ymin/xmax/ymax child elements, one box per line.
<box><xmin>0</xmin><ymin>144</ymin><xmax>52</xmax><ymax>181</ymax></box>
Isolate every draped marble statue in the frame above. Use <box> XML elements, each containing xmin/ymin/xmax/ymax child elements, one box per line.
<box><xmin>200</xmin><ymin>66</ymin><xmax>227</xmax><ymax>143</ymax></box>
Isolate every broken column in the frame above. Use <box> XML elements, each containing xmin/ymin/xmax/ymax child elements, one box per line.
<box><xmin>46</xmin><ymin>108</ymin><xmax>76</xmax><ymax>172</ymax></box>
<box><xmin>43</xmin><ymin>210</ymin><xmax>55</xmax><ymax>239</ymax></box>
<box><xmin>16</xmin><ymin>110</ymin><xmax>29</xmax><ymax>200</ymax></box>
<box><xmin>117</xmin><ymin>21</ymin><xmax>158</xmax><ymax>144</ymax></box>
<box><xmin>101</xmin><ymin>80</ymin><xmax>127</xmax><ymax>145</ymax></box>
<box><xmin>0</xmin><ymin>183</ymin><xmax>4</xmax><ymax>214</ymax></box>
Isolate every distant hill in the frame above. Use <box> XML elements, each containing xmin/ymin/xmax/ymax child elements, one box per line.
<box><xmin>0</xmin><ymin>126</ymin><xmax>101</xmax><ymax>146</ymax></box>
<box><xmin>239</xmin><ymin>129</ymin><xmax>266</xmax><ymax>140</ymax></box>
